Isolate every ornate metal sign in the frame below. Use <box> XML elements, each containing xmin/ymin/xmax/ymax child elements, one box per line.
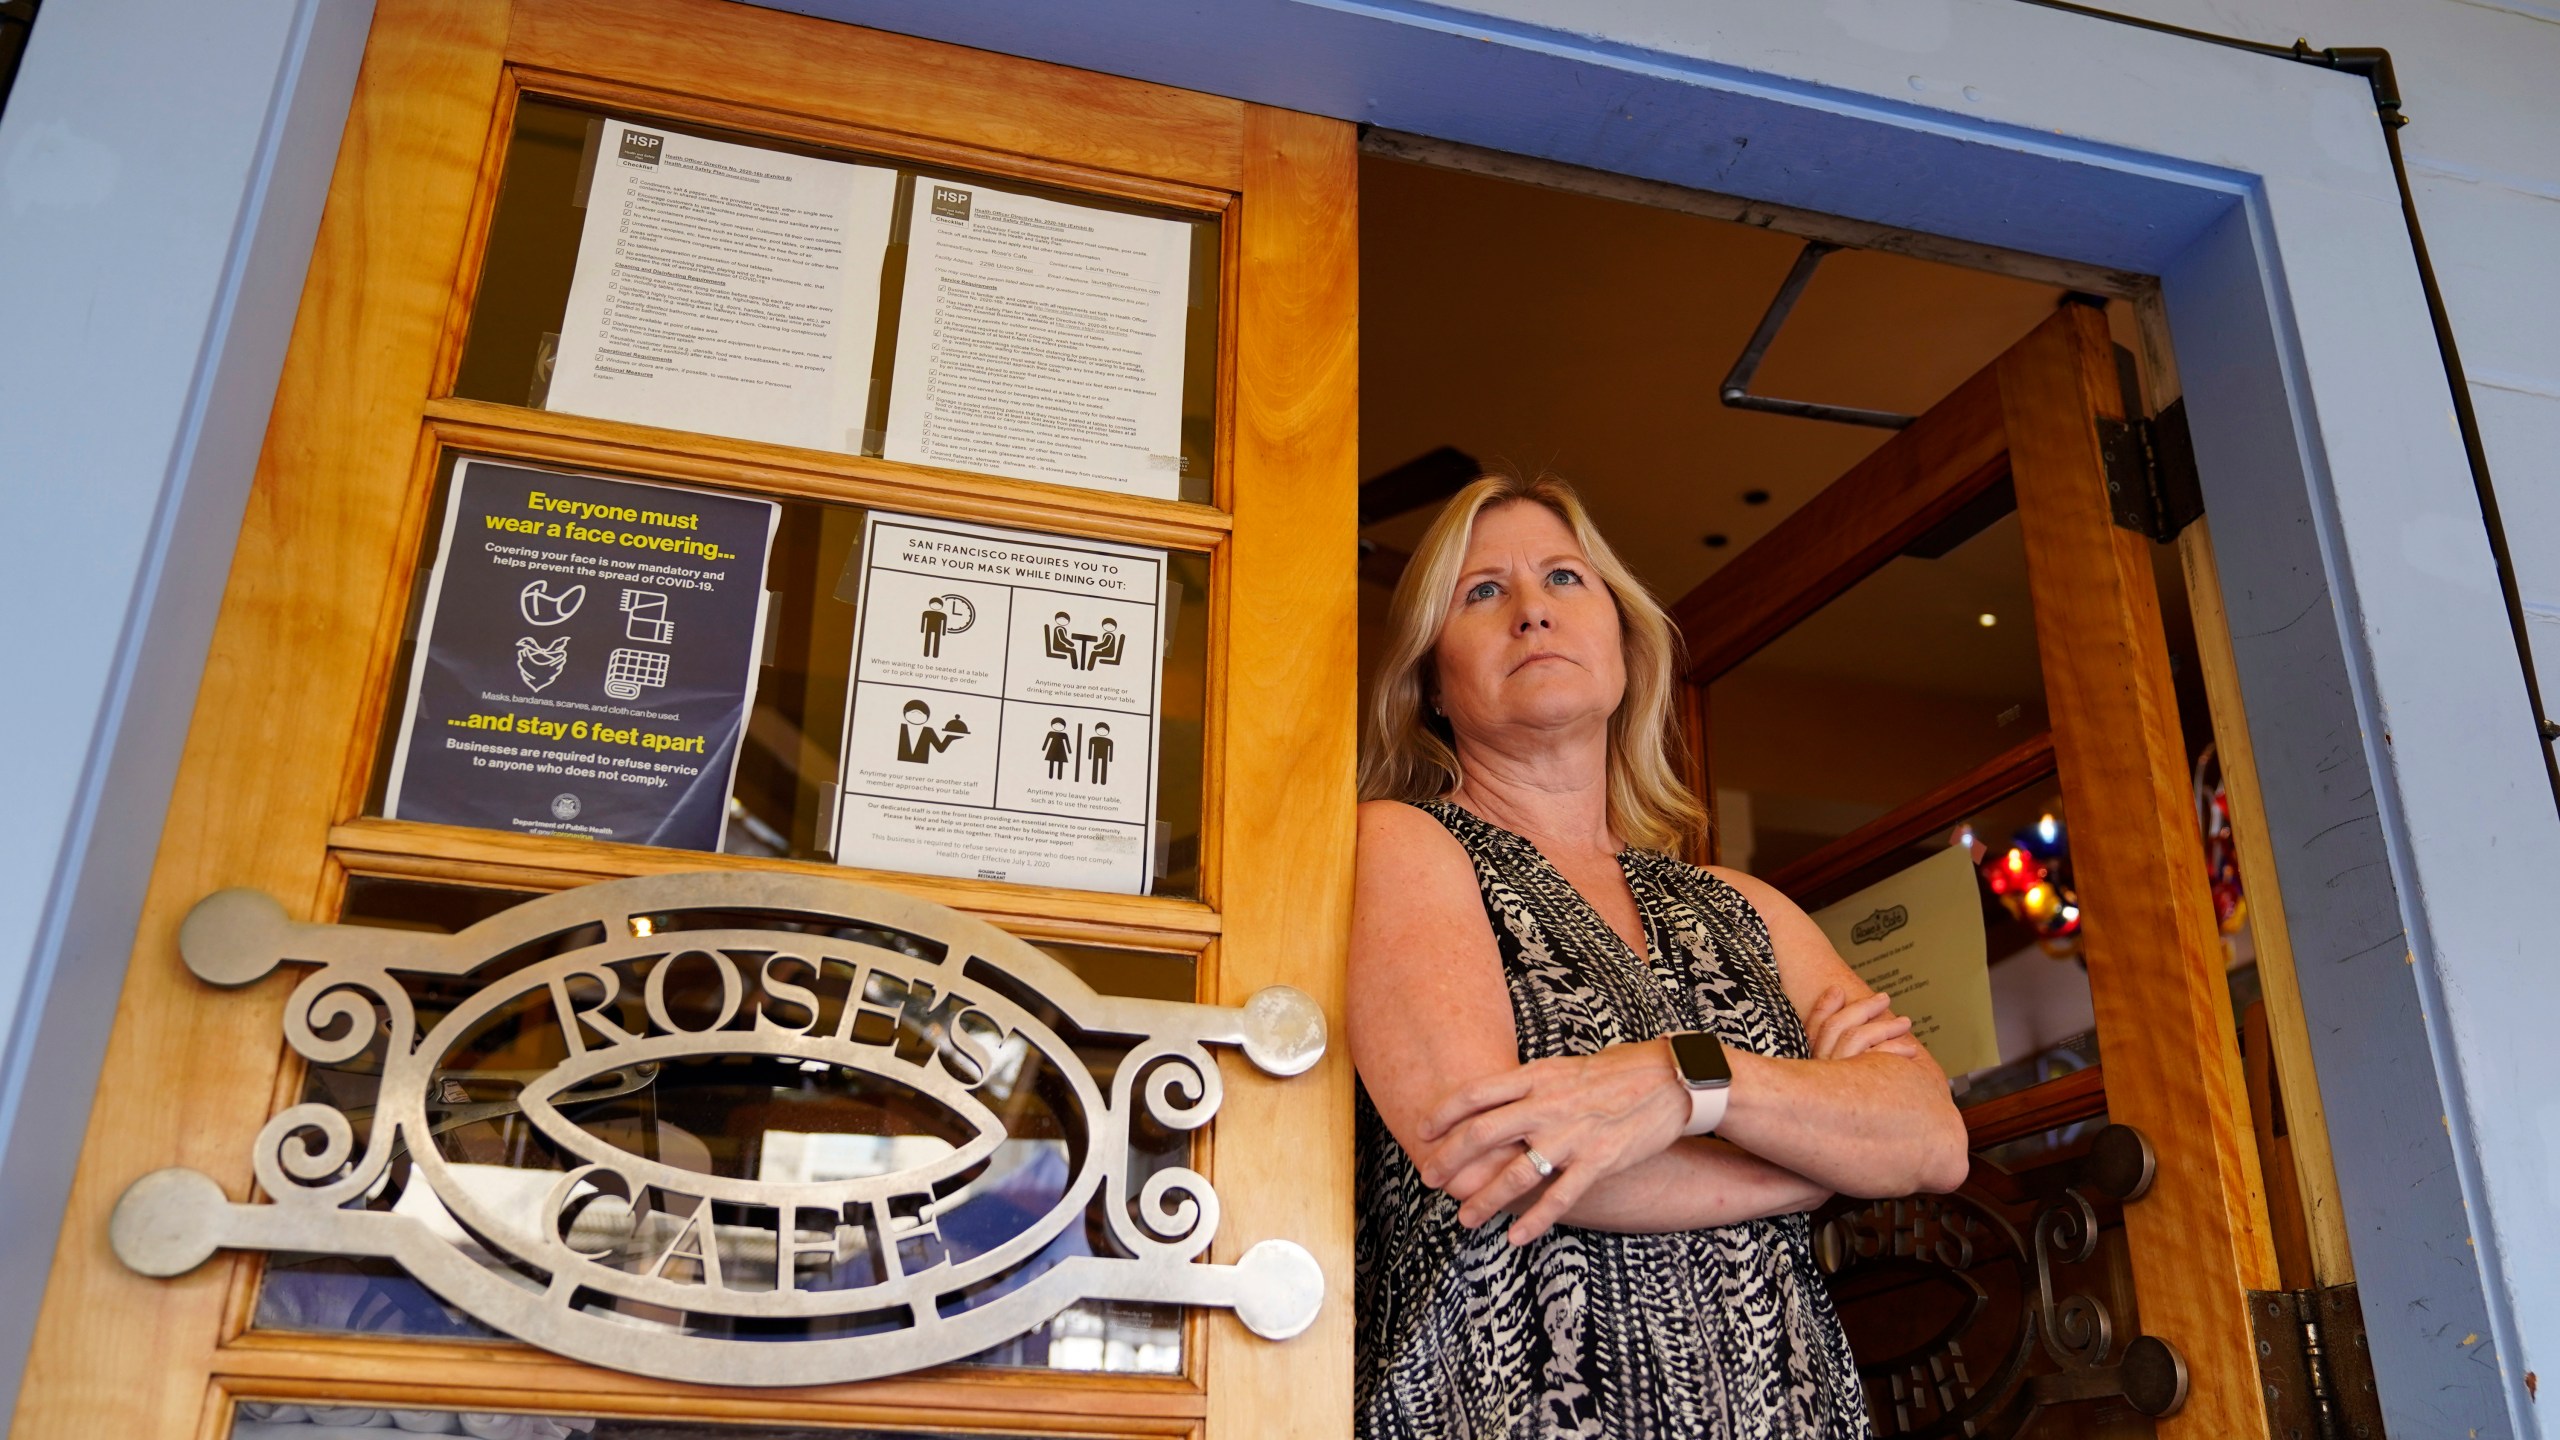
<box><xmin>111</xmin><ymin>873</ymin><xmax>1328</xmax><ymax>1386</ymax></box>
<box><xmin>1813</xmin><ymin>1125</ymin><xmax>2187</xmax><ymax>1438</ymax></box>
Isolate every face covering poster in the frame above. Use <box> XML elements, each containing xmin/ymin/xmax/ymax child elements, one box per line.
<box><xmin>834</xmin><ymin>511</ymin><xmax>1167</xmax><ymax>894</ymax></box>
<box><xmin>383</xmin><ymin>459</ymin><xmax>776</xmax><ymax>850</ymax></box>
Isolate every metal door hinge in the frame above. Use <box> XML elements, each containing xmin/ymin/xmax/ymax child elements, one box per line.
<box><xmin>2251</xmin><ymin>1281</ymin><xmax>2385</xmax><ymax>1440</ymax></box>
<box><xmin>2100</xmin><ymin>396</ymin><xmax>2204</xmax><ymax>543</ymax></box>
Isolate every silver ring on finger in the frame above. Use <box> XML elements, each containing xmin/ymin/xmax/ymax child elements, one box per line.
<box><xmin>1522</xmin><ymin>1144</ymin><xmax>1556</xmax><ymax>1180</ymax></box>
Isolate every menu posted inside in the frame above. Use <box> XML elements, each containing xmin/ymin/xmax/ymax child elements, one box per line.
<box><xmin>1809</xmin><ymin>844</ymin><xmax>2002</xmax><ymax>1079</ymax></box>
<box><xmin>545</xmin><ymin>119</ymin><xmax>898</xmax><ymax>453</ymax></box>
<box><xmin>383</xmin><ymin>460</ymin><xmax>777</xmax><ymax>851</ymax></box>
<box><xmin>882</xmin><ymin>178</ymin><xmax>1193</xmax><ymax>498</ymax></box>
<box><xmin>835</xmin><ymin>513</ymin><xmax>1168</xmax><ymax>894</ymax></box>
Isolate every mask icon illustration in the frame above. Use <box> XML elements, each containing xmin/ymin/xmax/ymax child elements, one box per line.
<box><xmin>516</xmin><ymin>635</ymin><xmax>569</xmax><ymax>692</ymax></box>
<box><xmin>520</xmin><ymin>580</ymin><xmax>586</xmax><ymax>626</ymax></box>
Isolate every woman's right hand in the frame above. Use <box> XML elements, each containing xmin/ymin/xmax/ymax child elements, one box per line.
<box><xmin>1803</xmin><ymin>986</ymin><xmax>1923</xmax><ymax>1061</ymax></box>
<box><xmin>1412</xmin><ymin>1041</ymin><xmax>1694</xmax><ymax>1246</ymax></box>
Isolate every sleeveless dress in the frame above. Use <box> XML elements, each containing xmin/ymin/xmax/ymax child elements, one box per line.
<box><xmin>1354</xmin><ymin>801</ymin><xmax>1871</xmax><ymax>1440</ymax></box>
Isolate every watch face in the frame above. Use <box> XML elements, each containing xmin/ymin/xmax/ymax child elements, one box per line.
<box><xmin>1671</xmin><ymin>1030</ymin><xmax>1732</xmax><ymax>1087</ymax></box>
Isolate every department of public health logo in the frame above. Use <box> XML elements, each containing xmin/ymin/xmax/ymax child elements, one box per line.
<box><xmin>618</xmin><ymin>130</ymin><xmax>664</xmax><ymax>166</ymax></box>
<box><xmin>550</xmin><ymin>793</ymin><xmax>582</xmax><ymax>821</ymax></box>
<box><xmin>930</xmin><ymin>184</ymin><xmax>974</xmax><ymax>221</ymax></box>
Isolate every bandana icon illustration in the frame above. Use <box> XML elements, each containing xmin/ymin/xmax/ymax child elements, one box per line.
<box><xmin>515</xmin><ymin>634</ymin><xmax>569</xmax><ymax>692</ymax></box>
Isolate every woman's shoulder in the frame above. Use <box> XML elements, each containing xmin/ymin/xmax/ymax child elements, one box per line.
<box><xmin>1701</xmin><ymin>863</ymin><xmax>1812</xmax><ymax>920</ymax></box>
<box><xmin>1351</xmin><ymin>802</ymin><xmax>1493</xmax><ymax>948</ymax></box>
<box><xmin>1692</xmin><ymin>860</ymin><xmax>1766</xmax><ymax>900</ymax></box>
<box><xmin>1356</xmin><ymin>797</ymin><xmax>1461</xmax><ymax>853</ymax></box>
<box><xmin>1639</xmin><ymin>853</ymin><xmax>1782</xmax><ymax>919</ymax></box>
<box><xmin>1356</xmin><ymin>799</ymin><xmax>1481</xmax><ymax>881</ymax></box>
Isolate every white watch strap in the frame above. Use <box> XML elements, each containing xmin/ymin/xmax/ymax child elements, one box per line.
<box><xmin>1683</xmin><ymin>1082</ymin><xmax>1730</xmax><ymax>1137</ymax></box>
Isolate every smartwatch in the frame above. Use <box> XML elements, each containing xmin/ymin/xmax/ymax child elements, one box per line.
<box><xmin>1668</xmin><ymin>1030</ymin><xmax>1733</xmax><ymax>1136</ymax></box>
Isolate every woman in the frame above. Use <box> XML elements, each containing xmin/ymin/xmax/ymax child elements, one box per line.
<box><xmin>1350</xmin><ymin>473</ymin><xmax>1969</xmax><ymax>1438</ymax></box>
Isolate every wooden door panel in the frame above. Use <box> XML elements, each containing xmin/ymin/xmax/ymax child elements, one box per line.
<box><xmin>2002</xmin><ymin>302</ymin><xmax>2276</xmax><ymax>1437</ymax></box>
<box><xmin>1675</xmin><ymin>301</ymin><xmax>2276</xmax><ymax>1437</ymax></box>
<box><xmin>508</xmin><ymin>0</ymin><xmax>1250</xmax><ymax>192</ymax></box>
<box><xmin>16</xmin><ymin>4</ymin><xmax>1354</xmax><ymax>1436</ymax></box>
<box><xmin>1208</xmin><ymin>104</ymin><xmax>1359</xmax><ymax>1434</ymax></box>
<box><xmin>2175</xmin><ymin>517</ymin><xmax>2351</xmax><ymax>1287</ymax></box>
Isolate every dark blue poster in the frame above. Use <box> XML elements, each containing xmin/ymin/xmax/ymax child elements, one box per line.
<box><xmin>383</xmin><ymin>460</ymin><xmax>777</xmax><ymax>850</ymax></box>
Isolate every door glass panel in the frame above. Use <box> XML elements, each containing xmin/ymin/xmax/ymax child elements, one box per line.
<box><xmin>253</xmin><ymin>878</ymin><xmax>1191</xmax><ymax>1375</ymax></box>
<box><xmin>363</xmin><ymin>455</ymin><xmax>1211</xmax><ymax>898</ymax></box>
<box><xmin>1709</xmin><ymin>498</ymin><xmax>2046</xmax><ymax>881</ymax></box>
<box><xmin>455</xmin><ymin>97</ymin><xmax>1223</xmax><ymax>507</ymax></box>
<box><xmin>1786</xmin><ymin>787</ymin><xmax>2101</xmax><ymax>1122</ymax></box>
<box><xmin>233</xmin><ymin>1405</ymin><xmax>1053</xmax><ymax>1439</ymax></box>
<box><xmin>1710</xmin><ymin>495</ymin><xmax>2094</xmax><ymax>1120</ymax></box>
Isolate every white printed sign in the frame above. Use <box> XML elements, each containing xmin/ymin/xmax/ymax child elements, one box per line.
<box><xmin>1810</xmin><ymin>844</ymin><xmax>2001</xmax><ymax>1078</ymax></box>
<box><xmin>548</xmin><ymin>119</ymin><xmax>897</xmax><ymax>454</ymax></box>
<box><xmin>835</xmin><ymin>513</ymin><xmax>1168</xmax><ymax>894</ymax></box>
<box><xmin>883</xmin><ymin>178</ymin><xmax>1193</xmax><ymax>497</ymax></box>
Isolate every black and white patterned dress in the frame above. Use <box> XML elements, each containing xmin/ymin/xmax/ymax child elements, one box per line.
<box><xmin>1355</xmin><ymin>801</ymin><xmax>1870</xmax><ymax>1439</ymax></box>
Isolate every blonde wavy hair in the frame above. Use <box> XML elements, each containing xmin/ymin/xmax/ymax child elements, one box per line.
<box><xmin>1358</xmin><ymin>472</ymin><xmax>1708</xmax><ymax>856</ymax></box>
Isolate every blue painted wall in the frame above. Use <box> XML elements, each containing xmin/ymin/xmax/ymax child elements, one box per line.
<box><xmin>0</xmin><ymin>0</ymin><xmax>373</xmax><ymax>1421</ymax></box>
<box><xmin>3</xmin><ymin>0</ymin><xmax>2555</xmax><ymax>1434</ymax></box>
<box><xmin>2115</xmin><ymin>0</ymin><xmax>2560</xmax><ymax>802</ymax></box>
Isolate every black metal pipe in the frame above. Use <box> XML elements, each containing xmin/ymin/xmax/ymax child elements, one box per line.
<box><xmin>1719</xmin><ymin>391</ymin><xmax>1917</xmax><ymax>429</ymax></box>
<box><xmin>1722</xmin><ymin>241</ymin><xmax>1837</xmax><ymax>395</ymax></box>
<box><xmin>2011</xmin><ymin>0</ymin><xmax>2307</xmax><ymax>61</ymax></box>
<box><xmin>2374</xmin><ymin>114</ymin><xmax>2560</xmax><ymax>800</ymax></box>
<box><xmin>1719</xmin><ymin>241</ymin><xmax>1917</xmax><ymax>430</ymax></box>
<box><xmin>0</xmin><ymin>0</ymin><xmax>43</xmax><ymax>122</ymax></box>
<box><xmin>2013</xmin><ymin>0</ymin><xmax>2560</xmax><ymax>810</ymax></box>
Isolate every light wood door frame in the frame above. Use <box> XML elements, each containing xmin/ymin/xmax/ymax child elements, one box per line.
<box><xmin>1676</xmin><ymin>301</ymin><xmax>2280</xmax><ymax>1437</ymax></box>
<box><xmin>13</xmin><ymin>2</ymin><xmax>1355</xmax><ymax>1436</ymax></box>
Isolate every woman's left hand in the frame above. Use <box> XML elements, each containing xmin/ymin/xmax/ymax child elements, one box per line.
<box><xmin>1413</xmin><ymin>1040</ymin><xmax>1690</xmax><ymax>1246</ymax></box>
<box><xmin>1803</xmin><ymin>985</ymin><xmax>1923</xmax><ymax>1061</ymax></box>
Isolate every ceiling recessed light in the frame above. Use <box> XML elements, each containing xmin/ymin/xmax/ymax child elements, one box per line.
<box><xmin>1977</xmin><ymin>613</ymin><xmax>1998</xmax><ymax>627</ymax></box>
<box><xmin>1701</xmin><ymin>532</ymin><xmax>1730</xmax><ymax>548</ymax></box>
<box><xmin>1741</xmin><ymin>489</ymin><xmax>1771</xmax><ymax>506</ymax></box>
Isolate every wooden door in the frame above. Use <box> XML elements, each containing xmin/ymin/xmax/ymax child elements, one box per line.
<box><xmin>13</xmin><ymin>3</ymin><xmax>1356</xmax><ymax>1438</ymax></box>
<box><xmin>1677</xmin><ymin>302</ymin><xmax>2278</xmax><ymax>1438</ymax></box>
